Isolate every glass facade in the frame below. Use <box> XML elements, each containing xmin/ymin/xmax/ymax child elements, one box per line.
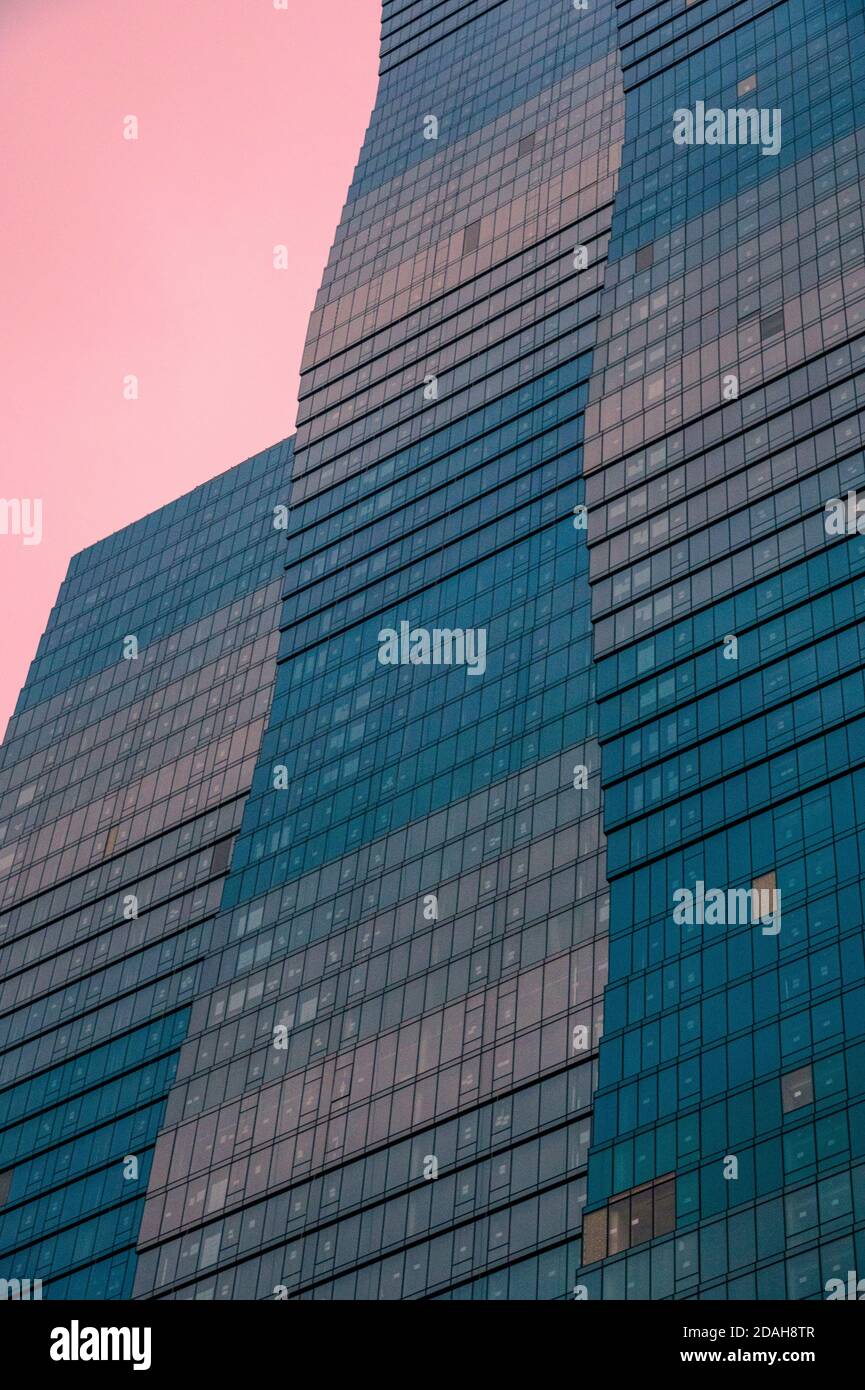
<box><xmin>2</xmin><ymin>0</ymin><xmax>864</xmax><ymax>1305</ymax></box>
<box><xmin>0</xmin><ymin>440</ymin><xmax>292</xmax><ymax>1297</ymax></box>
<box><xmin>131</xmin><ymin>0</ymin><xmax>622</xmax><ymax>1300</ymax></box>
<box><xmin>576</xmin><ymin>0</ymin><xmax>865</xmax><ymax>1299</ymax></box>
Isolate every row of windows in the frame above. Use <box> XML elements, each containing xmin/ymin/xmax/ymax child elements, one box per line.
<box><xmin>605</xmin><ymin>923</ymin><xmax>862</xmax><ymax>1034</ymax></box>
<box><xmin>293</xmin><ymin>350</ymin><xmax>590</xmax><ymax>510</ymax></box>
<box><xmin>0</xmin><ymin>744</ymin><xmax>260</xmax><ymax>913</ymax></box>
<box><xmin>628</xmin><ymin>0</ymin><xmax>853</xmax><ymax>92</ymax></box>
<box><xmin>606</xmin><ymin>658</ymin><xmax>865</xmax><ymax>828</ymax></box>
<box><xmin>0</xmin><ymin>1034</ymin><xmax>183</xmax><ymax>1169</ymax></box>
<box><xmin>297</xmin><ymin>174</ymin><xmax>608</xmax><ymax>451</ymax></box>
<box><xmin>165</xmin><ymin>1175</ymin><xmax>587</xmax><ymax>1302</ymax></box>
<box><xmin>295</xmin><ymin>364</ymin><xmax>586</xmax><ymax>546</ymax></box>
<box><xmin>0</xmin><ymin>955</ymin><xmax>197</xmax><ymax>1092</ymax></box>
<box><xmin>596</xmin><ymin>546</ymin><xmax>865</xmax><ymax>730</ymax></box>
<box><xmin>607</xmin><ymin>882</ymin><xmax>862</xmax><ymax>1006</ymax></box>
<box><xmin>296</xmin><ymin>320</ymin><xmax>595</xmax><ymax>487</ymax></box>
<box><xmin>597</xmin><ymin>976</ymin><xmax>863</xmax><ymax>1107</ymax></box>
<box><xmin>583</xmin><ymin>1172</ymin><xmax>676</xmax><ymax>1262</ymax></box>
<box><xmin>600</xmin><ymin>152</ymin><xmax>862</xmax><ymax>368</ymax></box>
<box><xmin>302</xmin><ymin>188</ymin><xmax>609</xmax><ymax>418</ymax></box>
<box><xmin>0</xmin><ymin>1193</ymin><xmax>144</xmax><ymax>1285</ymax></box>
<box><xmin>619</xmin><ymin>1</ymin><xmax>858</xmax><ymax>189</ymax></box>
<box><xmin>595</xmin><ymin>490</ymin><xmax>865</xmax><ymax>657</ymax></box>
<box><xmin>345</xmin><ymin>1</ymin><xmax>609</xmax><ymax>214</ymax></box>
<box><xmin>280</xmin><ymin>516</ymin><xmax>581</xmax><ymax>685</ymax></box>
<box><xmin>578</xmin><ymin>1201</ymin><xmax>865</xmax><ymax>1300</ymax></box>
<box><xmin>607</xmin><ymin>712</ymin><xmax>865</xmax><ymax>871</ymax></box>
<box><xmin>614</xmin><ymin>151</ymin><xmax>861</xmax><ymax>315</ymax></box>
<box><xmin>617</xmin><ymin>123</ymin><xmax>860</xmax><ymax>267</ymax></box>
<box><xmin>599</xmin><ymin>203</ymin><xmax>862</xmax><ymax>409</ymax></box>
<box><xmin>608</xmin><ymin>773</ymin><xmax>860</xmax><ymax>936</ymax></box>
<box><xmin>4</xmin><ymin>1099</ymin><xmax>161</xmax><ymax>1206</ymax></box>
<box><xmin>1</xmin><ymin>902</ymin><xmax>208</xmax><ymax>1052</ymax></box>
<box><xmin>137</xmin><ymin>1101</ymin><xmax>593</xmax><ymax>1293</ymax></box>
<box><xmin>44</xmin><ymin>475</ymin><xmax>285</xmax><ymax>655</ymax></box>
<box><xmin>603</xmin><ymin>598</ymin><xmax>865</xmax><ymax>779</ymax></box>
<box><xmin>144</xmin><ymin>1054</ymin><xmax>597</xmax><ymax>1276</ymax></box>
<box><xmin>0</xmin><ymin>603</ymin><xmax>279</xmax><ymax>836</ymax></box>
<box><xmin>17</xmin><ymin>500</ymin><xmax>285</xmax><ymax>714</ymax></box>
<box><xmin>6</xmin><ymin>553</ymin><xmax>282</xmax><ymax>749</ymax></box>
<box><xmin>618</xmin><ymin>0</ymin><xmax>768</xmax><ymax>68</ymax></box>
<box><xmin>591</xmin><ymin>1066</ymin><xmax>860</xmax><ymax>1201</ymax></box>
<box><xmin>591</xmin><ymin>401</ymin><xmax>865</xmax><ymax>577</ymax></box>
<box><xmin>589</xmin><ymin>271</ymin><xmax>865</xmax><ymax>474</ymax></box>
<box><xmin>0</xmin><ymin>656</ymin><xmax>273</xmax><ymax>876</ymax></box>
<box><xmin>38</xmin><ymin>1246</ymin><xmax>135</xmax><ymax>1301</ymax></box>
<box><xmin>298</xmin><ymin>270</ymin><xmax>597</xmax><ymax>461</ymax></box>
<box><xmin>187</xmin><ymin>824</ymin><xmax>605</xmax><ymax>1066</ymax></box>
<box><xmin>0</xmin><ymin>874</ymin><xmax>222</xmax><ymax>1022</ymax></box>
<box><xmin>143</xmin><ymin>993</ymin><xmax>604</xmax><ymax>1250</ymax></box>
<box><xmin>590</xmin><ymin>1091</ymin><xmax>862</xmax><ymax>1219</ymax></box>
<box><xmin>596</xmin><ymin>450</ymin><xmax>863</xmax><ymax>619</ymax></box>
<box><xmin>587</xmin><ymin>332</ymin><xmax>865</xmax><ymax>515</ymax></box>
<box><xmin>185</xmin><ymin>936</ymin><xmax>600</xmax><ymax>1149</ymax></box>
<box><xmin>0</xmin><ymin>1147</ymin><xmax>155</xmax><ymax>1258</ymax></box>
<box><xmin>135</xmin><ymin>1065</ymin><xmax>593</xmax><ymax>1290</ymax></box>
<box><xmin>593</xmin><ymin>1046</ymin><xmax>858</xmax><ymax>1152</ymax></box>
<box><xmin>283</xmin><ymin>477</ymin><xmax>579</xmax><ymax>632</ymax></box>
<box><xmin>0</xmin><ymin>797</ymin><xmax>240</xmax><ymax>949</ymax></box>
<box><xmin>60</xmin><ymin>442</ymin><xmax>287</xmax><ymax>589</ymax></box>
<box><xmin>288</xmin><ymin>432</ymin><xmax>580</xmax><ymax>596</ymax></box>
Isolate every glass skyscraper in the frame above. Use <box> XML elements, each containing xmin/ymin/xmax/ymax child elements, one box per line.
<box><xmin>0</xmin><ymin>441</ymin><xmax>293</xmax><ymax>1297</ymax></box>
<box><xmin>2</xmin><ymin>0</ymin><xmax>864</xmax><ymax>1303</ymax></box>
<box><xmin>132</xmin><ymin>0</ymin><xmax>620</xmax><ymax>1302</ymax></box>
<box><xmin>576</xmin><ymin>0</ymin><xmax>865</xmax><ymax>1300</ymax></box>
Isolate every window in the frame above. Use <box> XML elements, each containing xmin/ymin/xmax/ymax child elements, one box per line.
<box><xmin>0</xmin><ymin>1171</ymin><xmax>12</xmax><ymax>1207</ymax></box>
<box><xmin>212</xmin><ymin>838</ymin><xmax>234</xmax><ymax>874</ymax></box>
<box><xmin>782</xmin><ymin>1064</ymin><xmax>814</xmax><ymax>1113</ymax></box>
<box><xmin>580</xmin><ymin>1175</ymin><xmax>676</xmax><ymax>1263</ymax></box>
<box><xmin>738</xmin><ymin>74</ymin><xmax>757</xmax><ymax>97</ymax></box>
<box><xmin>462</xmin><ymin>221</ymin><xmax>480</xmax><ymax>255</ymax></box>
<box><xmin>636</xmin><ymin>245</ymin><xmax>653</xmax><ymax>273</ymax></box>
<box><xmin>582</xmin><ymin>1206</ymin><xmax>607</xmax><ymax>1263</ymax></box>
<box><xmin>760</xmin><ymin>310</ymin><xmax>786</xmax><ymax>340</ymax></box>
<box><xmin>654</xmin><ymin>1178</ymin><xmax>676</xmax><ymax>1235</ymax></box>
<box><xmin>517</xmin><ymin>132</ymin><xmax>535</xmax><ymax>158</ymax></box>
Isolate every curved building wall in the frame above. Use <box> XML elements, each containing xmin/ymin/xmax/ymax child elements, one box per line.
<box><xmin>132</xmin><ymin>0</ymin><xmax>624</xmax><ymax>1301</ymax></box>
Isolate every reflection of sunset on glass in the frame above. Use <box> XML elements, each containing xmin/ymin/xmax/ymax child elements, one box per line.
<box><xmin>0</xmin><ymin>0</ymin><xmax>377</xmax><ymax>737</ymax></box>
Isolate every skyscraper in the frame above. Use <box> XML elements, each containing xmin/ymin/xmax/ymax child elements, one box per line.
<box><xmin>576</xmin><ymin>0</ymin><xmax>865</xmax><ymax>1300</ymax></box>
<box><xmin>2</xmin><ymin>0</ymin><xmax>864</xmax><ymax>1306</ymax></box>
<box><xmin>131</xmin><ymin>0</ymin><xmax>623</xmax><ymax>1300</ymax></box>
<box><xmin>0</xmin><ymin>441</ymin><xmax>293</xmax><ymax>1297</ymax></box>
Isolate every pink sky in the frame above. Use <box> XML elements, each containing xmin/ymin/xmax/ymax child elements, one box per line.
<box><xmin>0</xmin><ymin>0</ymin><xmax>379</xmax><ymax>739</ymax></box>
